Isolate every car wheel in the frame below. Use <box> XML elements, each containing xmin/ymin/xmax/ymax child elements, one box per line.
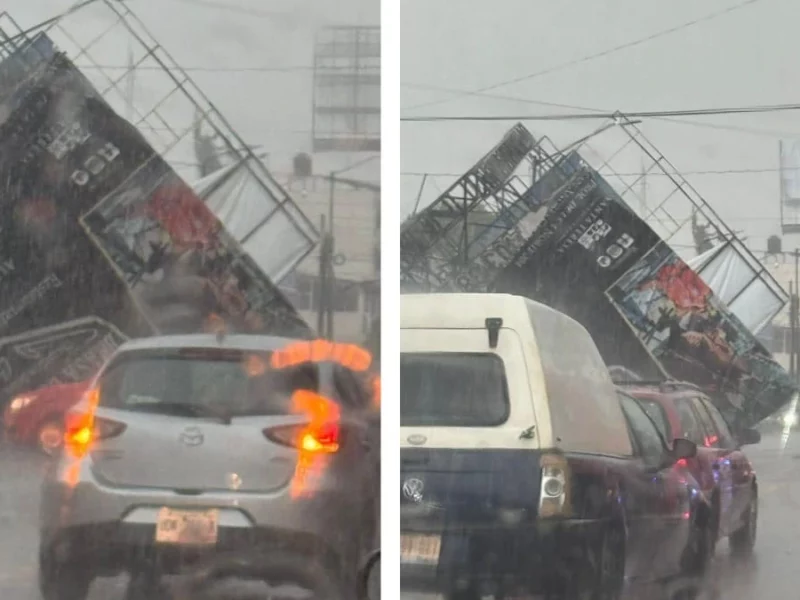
<box><xmin>730</xmin><ymin>488</ymin><xmax>757</xmax><ymax>556</ymax></box>
<box><xmin>38</xmin><ymin>547</ymin><xmax>92</xmax><ymax>600</ymax></box>
<box><xmin>37</xmin><ymin>419</ymin><xmax>65</xmax><ymax>457</ymax></box>
<box><xmin>681</xmin><ymin>509</ymin><xmax>712</xmax><ymax>578</ymax></box>
<box><xmin>591</xmin><ymin>525</ymin><xmax>626</xmax><ymax>600</ymax></box>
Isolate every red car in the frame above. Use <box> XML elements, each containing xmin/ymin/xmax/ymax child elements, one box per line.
<box><xmin>618</xmin><ymin>379</ymin><xmax>761</xmax><ymax>555</ymax></box>
<box><xmin>2</xmin><ymin>380</ymin><xmax>90</xmax><ymax>455</ymax></box>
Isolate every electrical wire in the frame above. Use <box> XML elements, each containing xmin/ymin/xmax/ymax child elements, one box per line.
<box><xmin>402</xmin><ymin>0</ymin><xmax>764</xmax><ymax>113</ymax></box>
<box><xmin>401</xmin><ymin>102</ymin><xmax>800</xmax><ymax>122</ymax></box>
<box><xmin>402</xmin><ymin>82</ymin><xmax>800</xmax><ymax>139</ymax></box>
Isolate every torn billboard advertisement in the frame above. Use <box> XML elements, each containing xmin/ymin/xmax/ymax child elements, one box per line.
<box><xmin>0</xmin><ymin>48</ymin><xmax>311</xmax><ymax>403</ymax></box>
<box><xmin>489</xmin><ymin>153</ymin><xmax>796</xmax><ymax>429</ymax></box>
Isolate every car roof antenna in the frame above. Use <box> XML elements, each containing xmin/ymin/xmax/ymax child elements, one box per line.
<box><xmin>485</xmin><ymin>318</ymin><xmax>502</xmax><ymax>349</ymax></box>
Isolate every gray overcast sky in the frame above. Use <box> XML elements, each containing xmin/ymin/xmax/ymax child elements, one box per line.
<box><xmin>401</xmin><ymin>0</ymin><xmax>800</xmax><ymax>255</ymax></box>
<box><xmin>2</xmin><ymin>0</ymin><xmax>379</xmax><ymax>181</ymax></box>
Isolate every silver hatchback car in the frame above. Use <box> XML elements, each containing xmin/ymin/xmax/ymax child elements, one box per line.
<box><xmin>38</xmin><ymin>333</ymin><xmax>379</xmax><ymax>600</ymax></box>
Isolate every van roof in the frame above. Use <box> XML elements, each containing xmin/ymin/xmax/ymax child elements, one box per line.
<box><xmin>401</xmin><ymin>292</ymin><xmax>584</xmax><ymax>332</ymax></box>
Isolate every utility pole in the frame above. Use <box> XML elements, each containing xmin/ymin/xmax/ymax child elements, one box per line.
<box><xmin>789</xmin><ymin>248</ymin><xmax>800</xmax><ymax>382</ymax></box>
<box><xmin>318</xmin><ymin>154</ymin><xmax>380</xmax><ymax>340</ymax></box>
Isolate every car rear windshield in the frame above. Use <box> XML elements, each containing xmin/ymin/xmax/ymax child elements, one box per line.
<box><xmin>635</xmin><ymin>398</ymin><xmax>671</xmax><ymax>440</ymax></box>
<box><xmin>400</xmin><ymin>352</ymin><xmax>509</xmax><ymax>427</ymax></box>
<box><xmin>98</xmin><ymin>348</ymin><xmax>367</xmax><ymax>417</ymax></box>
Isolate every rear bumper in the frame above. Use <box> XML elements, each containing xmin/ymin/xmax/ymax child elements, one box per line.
<box><xmin>401</xmin><ymin>518</ymin><xmax>608</xmax><ymax>596</ymax></box>
<box><xmin>41</xmin><ymin>521</ymin><xmax>346</xmax><ymax>578</ymax></box>
<box><xmin>40</xmin><ymin>458</ymin><xmax>370</xmax><ymax>576</ymax></box>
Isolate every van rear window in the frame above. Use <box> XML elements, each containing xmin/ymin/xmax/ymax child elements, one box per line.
<box><xmin>400</xmin><ymin>353</ymin><xmax>509</xmax><ymax>426</ymax></box>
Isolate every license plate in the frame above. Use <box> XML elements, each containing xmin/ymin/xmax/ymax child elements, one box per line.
<box><xmin>155</xmin><ymin>508</ymin><xmax>219</xmax><ymax>545</ymax></box>
<box><xmin>401</xmin><ymin>534</ymin><xmax>441</xmax><ymax>565</ymax></box>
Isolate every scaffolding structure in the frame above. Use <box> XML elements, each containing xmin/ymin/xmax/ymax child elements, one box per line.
<box><xmin>312</xmin><ymin>25</ymin><xmax>380</xmax><ymax>153</ymax></box>
<box><xmin>400</xmin><ymin>115</ymin><xmax>788</xmax><ymax>326</ymax></box>
<box><xmin>0</xmin><ymin>0</ymin><xmax>319</xmax><ymax>281</ymax></box>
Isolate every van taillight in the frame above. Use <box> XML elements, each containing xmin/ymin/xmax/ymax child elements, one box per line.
<box><xmin>538</xmin><ymin>454</ymin><xmax>571</xmax><ymax>518</ymax></box>
<box><xmin>64</xmin><ymin>413</ymin><xmax>126</xmax><ymax>458</ymax></box>
<box><xmin>264</xmin><ymin>422</ymin><xmax>341</xmax><ymax>453</ymax></box>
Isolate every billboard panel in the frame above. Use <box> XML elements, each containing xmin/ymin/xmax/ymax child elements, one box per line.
<box><xmin>605</xmin><ymin>244</ymin><xmax>793</xmax><ymax>428</ymax></box>
<box><xmin>0</xmin><ymin>50</ymin><xmax>310</xmax><ymax>401</ymax></box>
<box><xmin>492</xmin><ymin>154</ymin><xmax>796</xmax><ymax>429</ymax></box>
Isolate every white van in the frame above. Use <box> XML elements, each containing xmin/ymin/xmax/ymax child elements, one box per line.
<box><xmin>400</xmin><ymin>293</ymin><xmax>704</xmax><ymax>600</ymax></box>
<box><xmin>400</xmin><ymin>293</ymin><xmax>631</xmax><ymax>456</ymax></box>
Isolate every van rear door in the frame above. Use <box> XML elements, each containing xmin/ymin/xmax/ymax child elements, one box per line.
<box><xmin>400</xmin><ymin>326</ymin><xmax>541</xmax><ymax>583</ymax></box>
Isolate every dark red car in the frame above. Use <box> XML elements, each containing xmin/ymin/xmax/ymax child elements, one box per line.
<box><xmin>618</xmin><ymin>379</ymin><xmax>761</xmax><ymax>555</ymax></box>
<box><xmin>2</xmin><ymin>380</ymin><xmax>90</xmax><ymax>455</ymax></box>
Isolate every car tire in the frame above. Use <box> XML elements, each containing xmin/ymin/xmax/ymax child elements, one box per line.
<box><xmin>590</xmin><ymin>524</ymin><xmax>626</xmax><ymax>600</ymax></box>
<box><xmin>36</xmin><ymin>418</ymin><xmax>65</xmax><ymax>457</ymax></box>
<box><xmin>730</xmin><ymin>488</ymin><xmax>757</xmax><ymax>556</ymax></box>
<box><xmin>38</xmin><ymin>548</ymin><xmax>92</xmax><ymax>600</ymax></box>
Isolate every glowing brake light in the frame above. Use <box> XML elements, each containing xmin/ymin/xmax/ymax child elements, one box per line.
<box><xmin>63</xmin><ymin>388</ymin><xmax>126</xmax><ymax>458</ymax></box>
<box><xmin>270</xmin><ymin>339</ymin><xmax>372</xmax><ymax>372</ymax></box>
<box><xmin>264</xmin><ymin>389</ymin><xmax>342</xmax><ymax>454</ymax></box>
<box><xmin>267</xmin><ymin>421</ymin><xmax>341</xmax><ymax>453</ymax></box>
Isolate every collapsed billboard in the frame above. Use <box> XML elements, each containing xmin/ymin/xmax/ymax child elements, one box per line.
<box><xmin>401</xmin><ymin>125</ymin><xmax>797</xmax><ymax>429</ymax></box>
<box><xmin>0</xmin><ymin>44</ymin><xmax>311</xmax><ymax>400</ymax></box>
<box><xmin>492</xmin><ymin>153</ymin><xmax>796</xmax><ymax>429</ymax></box>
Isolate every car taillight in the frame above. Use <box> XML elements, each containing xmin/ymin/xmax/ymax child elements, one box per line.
<box><xmin>64</xmin><ymin>413</ymin><xmax>126</xmax><ymax>458</ymax></box>
<box><xmin>538</xmin><ymin>454</ymin><xmax>571</xmax><ymax>518</ymax></box>
<box><xmin>264</xmin><ymin>422</ymin><xmax>341</xmax><ymax>453</ymax></box>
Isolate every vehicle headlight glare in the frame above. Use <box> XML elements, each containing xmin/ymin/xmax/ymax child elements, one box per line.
<box><xmin>9</xmin><ymin>395</ymin><xmax>34</xmax><ymax>413</ymax></box>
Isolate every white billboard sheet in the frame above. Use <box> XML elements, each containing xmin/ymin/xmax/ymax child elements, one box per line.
<box><xmin>688</xmin><ymin>242</ymin><xmax>786</xmax><ymax>335</ymax></box>
<box><xmin>192</xmin><ymin>161</ymin><xmax>318</xmax><ymax>284</ymax></box>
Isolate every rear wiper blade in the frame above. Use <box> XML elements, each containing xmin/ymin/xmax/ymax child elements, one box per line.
<box><xmin>132</xmin><ymin>402</ymin><xmax>232</xmax><ymax>425</ymax></box>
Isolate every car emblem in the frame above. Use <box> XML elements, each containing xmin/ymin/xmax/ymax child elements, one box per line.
<box><xmin>407</xmin><ymin>434</ymin><xmax>427</xmax><ymax>445</ymax></box>
<box><xmin>402</xmin><ymin>478</ymin><xmax>424</xmax><ymax>503</ymax></box>
<box><xmin>178</xmin><ymin>427</ymin><xmax>204</xmax><ymax>447</ymax></box>
<box><xmin>227</xmin><ymin>472</ymin><xmax>242</xmax><ymax>491</ymax></box>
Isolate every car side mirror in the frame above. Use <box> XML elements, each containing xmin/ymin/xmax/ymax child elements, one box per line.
<box><xmin>358</xmin><ymin>550</ymin><xmax>380</xmax><ymax>600</ymax></box>
<box><xmin>738</xmin><ymin>427</ymin><xmax>761</xmax><ymax>446</ymax></box>
<box><xmin>672</xmin><ymin>437</ymin><xmax>697</xmax><ymax>461</ymax></box>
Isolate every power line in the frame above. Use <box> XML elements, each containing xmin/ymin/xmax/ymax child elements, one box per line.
<box><xmin>402</xmin><ymin>0</ymin><xmax>763</xmax><ymax>113</ymax></box>
<box><xmin>402</xmin><ymin>82</ymin><xmax>800</xmax><ymax>139</ymax></box>
<box><xmin>401</xmin><ymin>102</ymin><xmax>800</xmax><ymax>122</ymax></box>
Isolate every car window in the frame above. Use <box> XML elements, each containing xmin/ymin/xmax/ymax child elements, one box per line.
<box><xmin>400</xmin><ymin>352</ymin><xmax>510</xmax><ymax>427</ymax></box>
<box><xmin>98</xmin><ymin>349</ymin><xmax>358</xmax><ymax>417</ymax></box>
<box><xmin>634</xmin><ymin>398</ymin><xmax>671</xmax><ymax>441</ymax></box>
<box><xmin>691</xmin><ymin>397</ymin><xmax>720</xmax><ymax>448</ymax></box>
<box><xmin>674</xmin><ymin>398</ymin><xmax>705</xmax><ymax>446</ymax></box>
<box><xmin>618</xmin><ymin>393</ymin><xmax>666</xmax><ymax>462</ymax></box>
<box><xmin>700</xmin><ymin>399</ymin><xmax>736</xmax><ymax>449</ymax></box>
